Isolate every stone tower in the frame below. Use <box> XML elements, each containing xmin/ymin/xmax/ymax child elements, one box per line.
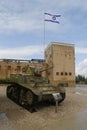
<box><xmin>45</xmin><ymin>42</ymin><xmax>75</xmax><ymax>87</ymax></box>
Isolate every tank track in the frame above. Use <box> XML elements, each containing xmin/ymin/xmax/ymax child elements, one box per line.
<box><xmin>6</xmin><ymin>84</ymin><xmax>37</xmax><ymax>113</ymax></box>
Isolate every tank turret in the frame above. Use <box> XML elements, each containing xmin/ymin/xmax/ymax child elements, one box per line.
<box><xmin>22</xmin><ymin>65</ymin><xmax>53</xmax><ymax>77</ymax></box>
<box><xmin>22</xmin><ymin>65</ymin><xmax>43</xmax><ymax>76</ymax></box>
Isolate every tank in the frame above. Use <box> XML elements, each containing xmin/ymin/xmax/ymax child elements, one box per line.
<box><xmin>6</xmin><ymin>65</ymin><xmax>66</xmax><ymax>109</ymax></box>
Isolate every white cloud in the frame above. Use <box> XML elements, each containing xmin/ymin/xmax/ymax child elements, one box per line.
<box><xmin>0</xmin><ymin>0</ymin><xmax>86</xmax><ymax>34</ymax></box>
<box><xmin>75</xmin><ymin>41</ymin><xmax>87</xmax><ymax>47</ymax></box>
<box><xmin>75</xmin><ymin>46</ymin><xmax>87</xmax><ymax>76</ymax></box>
<box><xmin>0</xmin><ymin>12</ymin><xmax>42</xmax><ymax>33</ymax></box>
<box><xmin>76</xmin><ymin>59</ymin><xmax>87</xmax><ymax>76</ymax></box>
<box><xmin>38</xmin><ymin>0</ymin><xmax>87</xmax><ymax>11</ymax></box>
<box><xmin>0</xmin><ymin>45</ymin><xmax>43</xmax><ymax>59</ymax></box>
<box><xmin>75</xmin><ymin>47</ymin><xmax>87</xmax><ymax>54</ymax></box>
<box><xmin>0</xmin><ymin>0</ymin><xmax>43</xmax><ymax>33</ymax></box>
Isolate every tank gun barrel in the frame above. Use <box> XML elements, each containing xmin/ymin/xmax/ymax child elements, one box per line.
<box><xmin>40</xmin><ymin>66</ymin><xmax>53</xmax><ymax>73</ymax></box>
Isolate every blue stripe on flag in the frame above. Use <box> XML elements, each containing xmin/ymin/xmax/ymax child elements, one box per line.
<box><xmin>44</xmin><ymin>13</ymin><xmax>53</xmax><ymax>16</ymax></box>
<box><xmin>44</xmin><ymin>13</ymin><xmax>61</xmax><ymax>17</ymax></box>
<box><xmin>45</xmin><ymin>19</ymin><xmax>60</xmax><ymax>24</ymax></box>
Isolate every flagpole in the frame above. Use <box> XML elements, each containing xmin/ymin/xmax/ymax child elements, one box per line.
<box><xmin>43</xmin><ymin>13</ymin><xmax>46</xmax><ymax>59</ymax></box>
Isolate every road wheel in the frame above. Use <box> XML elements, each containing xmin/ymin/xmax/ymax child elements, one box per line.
<box><xmin>8</xmin><ymin>85</ymin><xmax>18</xmax><ymax>101</ymax></box>
<box><xmin>26</xmin><ymin>90</ymin><xmax>34</xmax><ymax>106</ymax></box>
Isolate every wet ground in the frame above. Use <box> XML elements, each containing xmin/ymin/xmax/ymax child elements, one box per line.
<box><xmin>1</xmin><ymin>85</ymin><xmax>87</xmax><ymax>130</ymax></box>
<box><xmin>1</xmin><ymin>109</ymin><xmax>87</xmax><ymax>130</ymax></box>
<box><xmin>42</xmin><ymin>109</ymin><xmax>87</xmax><ymax>130</ymax></box>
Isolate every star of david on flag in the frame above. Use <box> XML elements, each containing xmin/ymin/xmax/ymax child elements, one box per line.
<box><xmin>44</xmin><ymin>13</ymin><xmax>61</xmax><ymax>24</ymax></box>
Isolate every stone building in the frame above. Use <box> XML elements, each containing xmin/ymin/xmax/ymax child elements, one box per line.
<box><xmin>0</xmin><ymin>59</ymin><xmax>46</xmax><ymax>79</ymax></box>
<box><xmin>45</xmin><ymin>42</ymin><xmax>75</xmax><ymax>87</ymax></box>
<box><xmin>0</xmin><ymin>42</ymin><xmax>75</xmax><ymax>87</ymax></box>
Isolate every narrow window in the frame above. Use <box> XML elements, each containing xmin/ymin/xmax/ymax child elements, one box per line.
<box><xmin>7</xmin><ymin>66</ymin><xmax>11</xmax><ymax>70</ymax></box>
<box><xmin>0</xmin><ymin>65</ymin><xmax>1</xmax><ymax>70</ymax></box>
<box><xmin>65</xmin><ymin>72</ymin><xmax>67</xmax><ymax>75</ymax></box>
<box><xmin>69</xmin><ymin>72</ymin><xmax>72</xmax><ymax>76</ymax></box>
<box><xmin>56</xmin><ymin>72</ymin><xmax>59</xmax><ymax>75</ymax></box>
<box><xmin>16</xmin><ymin>66</ymin><xmax>21</xmax><ymax>71</ymax></box>
<box><xmin>61</xmin><ymin>72</ymin><xmax>63</xmax><ymax>76</ymax></box>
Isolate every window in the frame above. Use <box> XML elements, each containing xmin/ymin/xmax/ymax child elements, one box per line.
<box><xmin>61</xmin><ymin>72</ymin><xmax>63</xmax><ymax>76</ymax></box>
<box><xmin>0</xmin><ymin>65</ymin><xmax>1</xmax><ymax>70</ymax></box>
<box><xmin>69</xmin><ymin>72</ymin><xmax>72</xmax><ymax>76</ymax></box>
<box><xmin>56</xmin><ymin>72</ymin><xmax>59</xmax><ymax>75</ymax></box>
<box><xmin>65</xmin><ymin>54</ymin><xmax>67</xmax><ymax>57</ymax></box>
<box><xmin>65</xmin><ymin>72</ymin><xmax>67</xmax><ymax>75</ymax></box>
<box><xmin>16</xmin><ymin>66</ymin><xmax>21</xmax><ymax>71</ymax></box>
<box><xmin>7</xmin><ymin>65</ymin><xmax>11</xmax><ymax>70</ymax></box>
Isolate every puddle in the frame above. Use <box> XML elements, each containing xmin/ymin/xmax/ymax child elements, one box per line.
<box><xmin>0</xmin><ymin>113</ymin><xmax>11</xmax><ymax>130</ymax></box>
<box><xmin>75</xmin><ymin>92</ymin><xmax>81</xmax><ymax>95</ymax></box>
<box><xmin>76</xmin><ymin>86</ymin><xmax>87</xmax><ymax>91</ymax></box>
<box><xmin>43</xmin><ymin>109</ymin><xmax>87</xmax><ymax>130</ymax></box>
<box><xmin>75</xmin><ymin>86</ymin><xmax>87</xmax><ymax>96</ymax></box>
<box><xmin>0</xmin><ymin>113</ymin><xmax>8</xmax><ymax>121</ymax></box>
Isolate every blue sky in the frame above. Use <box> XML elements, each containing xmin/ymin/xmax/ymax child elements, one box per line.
<box><xmin>0</xmin><ymin>0</ymin><xmax>87</xmax><ymax>76</ymax></box>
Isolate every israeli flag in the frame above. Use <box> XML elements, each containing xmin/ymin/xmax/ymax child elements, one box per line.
<box><xmin>44</xmin><ymin>13</ymin><xmax>61</xmax><ymax>24</ymax></box>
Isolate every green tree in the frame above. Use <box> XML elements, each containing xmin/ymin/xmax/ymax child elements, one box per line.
<box><xmin>76</xmin><ymin>75</ymin><xmax>86</xmax><ymax>84</ymax></box>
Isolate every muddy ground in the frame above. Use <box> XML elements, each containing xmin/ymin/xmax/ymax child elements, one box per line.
<box><xmin>0</xmin><ymin>85</ymin><xmax>87</xmax><ymax>130</ymax></box>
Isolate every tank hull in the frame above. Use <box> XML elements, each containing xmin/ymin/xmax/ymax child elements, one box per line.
<box><xmin>6</xmin><ymin>83</ymin><xmax>66</xmax><ymax>110</ymax></box>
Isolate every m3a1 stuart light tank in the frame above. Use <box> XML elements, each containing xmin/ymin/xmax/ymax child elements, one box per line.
<box><xmin>6</xmin><ymin>65</ymin><xmax>66</xmax><ymax>110</ymax></box>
